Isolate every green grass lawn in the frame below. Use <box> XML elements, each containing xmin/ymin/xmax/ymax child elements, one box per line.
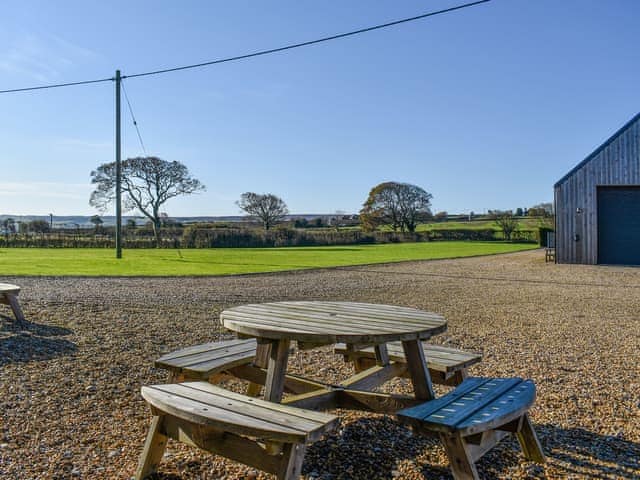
<box><xmin>417</xmin><ymin>218</ymin><xmax>544</xmax><ymax>232</ymax></box>
<box><xmin>364</xmin><ymin>217</ymin><xmax>545</xmax><ymax>233</ymax></box>
<box><xmin>0</xmin><ymin>242</ymin><xmax>537</xmax><ymax>277</ymax></box>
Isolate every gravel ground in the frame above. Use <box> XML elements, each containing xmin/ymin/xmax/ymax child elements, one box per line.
<box><xmin>0</xmin><ymin>249</ymin><xmax>639</xmax><ymax>479</ymax></box>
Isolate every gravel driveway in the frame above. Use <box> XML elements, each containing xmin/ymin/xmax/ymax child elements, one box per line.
<box><xmin>1</xmin><ymin>249</ymin><xmax>638</xmax><ymax>479</ymax></box>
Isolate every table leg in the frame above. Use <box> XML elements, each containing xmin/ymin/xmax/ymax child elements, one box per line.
<box><xmin>264</xmin><ymin>339</ymin><xmax>291</xmax><ymax>403</ymax></box>
<box><xmin>401</xmin><ymin>339</ymin><xmax>435</xmax><ymax>401</ymax></box>
<box><xmin>246</xmin><ymin>341</ymin><xmax>271</xmax><ymax>397</ymax></box>
<box><xmin>374</xmin><ymin>343</ymin><xmax>390</xmax><ymax>366</ymax></box>
<box><xmin>6</xmin><ymin>293</ymin><xmax>25</xmax><ymax>323</ymax></box>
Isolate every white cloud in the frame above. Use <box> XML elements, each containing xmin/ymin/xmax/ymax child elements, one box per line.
<box><xmin>0</xmin><ymin>32</ymin><xmax>100</xmax><ymax>83</ymax></box>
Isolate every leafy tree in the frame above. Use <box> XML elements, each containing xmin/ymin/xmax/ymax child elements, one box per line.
<box><xmin>90</xmin><ymin>215</ymin><xmax>103</xmax><ymax>232</ymax></box>
<box><xmin>360</xmin><ymin>182</ymin><xmax>432</xmax><ymax>233</ymax></box>
<box><xmin>126</xmin><ymin>218</ymin><xmax>137</xmax><ymax>229</ymax></box>
<box><xmin>28</xmin><ymin>219</ymin><xmax>50</xmax><ymax>234</ymax></box>
<box><xmin>433</xmin><ymin>211</ymin><xmax>448</xmax><ymax>222</ymax></box>
<box><xmin>90</xmin><ymin>156</ymin><xmax>205</xmax><ymax>246</ymax></box>
<box><xmin>236</xmin><ymin>192</ymin><xmax>288</xmax><ymax>230</ymax></box>
<box><xmin>294</xmin><ymin>218</ymin><xmax>309</xmax><ymax>228</ymax></box>
<box><xmin>515</xmin><ymin>207</ymin><xmax>524</xmax><ymax>217</ymax></box>
<box><xmin>528</xmin><ymin>202</ymin><xmax>553</xmax><ymax>217</ymax></box>
<box><xmin>492</xmin><ymin>210</ymin><xmax>518</xmax><ymax>241</ymax></box>
<box><xmin>2</xmin><ymin>218</ymin><xmax>16</xmax><ymax>235</ymax></box>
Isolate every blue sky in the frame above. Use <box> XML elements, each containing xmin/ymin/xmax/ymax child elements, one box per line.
<box><xmin>1</xmin><ymin>0</ymin><xmax>639</xmax><ymax>217</ymax></box>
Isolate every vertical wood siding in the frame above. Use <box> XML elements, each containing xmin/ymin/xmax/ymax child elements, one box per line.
<box><xmin>555</xmin><ymin>116</ymin><xmax>640</xmax><ymax>264</ymax></box>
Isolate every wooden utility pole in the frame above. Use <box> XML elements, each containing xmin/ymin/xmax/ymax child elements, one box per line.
<box><xmin>115</xmin><ymin>70</ymin><xmax>122</xmax><ymax>258</ymax></box>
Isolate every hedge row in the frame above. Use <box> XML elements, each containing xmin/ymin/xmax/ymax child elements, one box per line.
<box><xmin>179</xmin><ymin>228</ymin><xmax>428</xmax><ymax>248</ymax></box>
<box><xmin>0</xmin><ymin>227</ymin><xmax>540</xmax><ymax>248</ymax></box>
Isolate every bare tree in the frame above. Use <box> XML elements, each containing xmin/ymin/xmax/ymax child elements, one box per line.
<box><xmin>492</xmin><ymin>210</ymin><xmax>519</xmax><ymax>241</ymax></box>
<box><xmin>237</xmin><ymin>192</ymin><xmax>288</xmax><ymax>230</ymax></box>
<box><xmin>360</xmin><ymin>182</ymin><xmax>432</xmax><ymax>232</ymax></box>
<box><xmin>90</xmin><ymin>156</ymin><xmax>205</xmax><ymax>246</ymax></box>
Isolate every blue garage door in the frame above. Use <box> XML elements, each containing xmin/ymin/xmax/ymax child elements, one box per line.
<box><xmin>598</xmin><ymin>186</ymin><xmax>640</xmax><ymax>265</ymax></box>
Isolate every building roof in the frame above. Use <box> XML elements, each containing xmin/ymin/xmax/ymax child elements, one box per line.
<box><xmin>554</xmin><ymin>111</ymin><xmax>640</xmax><ymax>188</ymax></box>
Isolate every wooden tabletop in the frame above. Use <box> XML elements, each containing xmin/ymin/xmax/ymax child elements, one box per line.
<box><xmin>221</xmin><ymin>301</ymin><xmax>447</xmax><ymax>344</ymax></box>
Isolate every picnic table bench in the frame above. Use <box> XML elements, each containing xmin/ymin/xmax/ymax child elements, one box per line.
<box><xmin>155</xmin><ymin>338</ymin><xmax>258</xmax><ymax>382</ymax></box>
<box><xmin>335</xmin><ymin>341</ymin><xmax>481</xmax><ymax>385</ymax></box>
<box><xmin>398</xmin><ymin>377</ymin><xmax>545</xmax><ymax>479</ymax></box>
<box><xmin>0</xmin><ymin>283</ymin><xmax>25</xmax><ymax>322</ymax></box>
<box><xmin>136</xmin><ymin>382</ymin><xmax>338</xmax><ymax>480</ymax></box>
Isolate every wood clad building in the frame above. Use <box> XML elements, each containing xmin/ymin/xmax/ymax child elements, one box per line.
<box><xmin>554</xmin><ymin>113</ymin><xmax>640</xmax><ymax>265</ymax></box>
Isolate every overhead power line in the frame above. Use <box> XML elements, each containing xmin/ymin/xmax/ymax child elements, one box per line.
<box><xmin>0</xmin><ymin>0</ymin><xmax>490</xmax><ymax>94</ymax></box>
<box><xmin>123</xmin><ymin>0</ymin><xmax>490</xmax><ymax>80</ymax></box>
<box><xmin>0</xmin><ymin>76</ymin><xmax>113</xmax><ymax>94</ymax></box>
<box><xmin>121</xmin><ymin>80</ymin><xmax>148</xmax><ymax>155</ymax></box>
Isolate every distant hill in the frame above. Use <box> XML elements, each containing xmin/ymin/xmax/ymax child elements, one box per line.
<box><xmin>0</xmin><ymin>214</ymin><xmax>356</xmax><ymax>228</ymax></box>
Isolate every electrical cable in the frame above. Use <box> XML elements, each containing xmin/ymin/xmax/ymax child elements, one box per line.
<box><xmin>0</xmin><ymin>77</ymin><xmax>113</xmax><ymax>94</ymax></box>
<box><xmin>123</xmin><ymin>0</ymin><xmax>490</xmax><ymax>80</ymax></box>
<box><xmin>0</xmin><ymin>1</ymin><xmax>490</xmax><ymax>94</ymax></box>
<box><xmin>121</xmin><ymin>80</ymin><xmax>148</xmax><ymax>156</ymax></box>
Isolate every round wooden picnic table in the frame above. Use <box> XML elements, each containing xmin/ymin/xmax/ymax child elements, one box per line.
<box><xmin>221</xmin><ymin>301</ymin><xmax>447</xmax><ymax>409</ymax></box>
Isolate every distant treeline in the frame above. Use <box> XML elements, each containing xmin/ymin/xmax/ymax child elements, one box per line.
<box><xmin>0</xmin><ymin>225</ymin><xmax>540</xmax><ymax>248</ymax></box>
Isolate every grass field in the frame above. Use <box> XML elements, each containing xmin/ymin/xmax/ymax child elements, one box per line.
<box><xmin>353</xmin><ymin>217</ymin><xmax>547</xmax><ymax>233</ymax></box>
<box><xmin>0</xmin><ymin>242</ymin><xmax>536</xmax><ymax>276</ymax></box>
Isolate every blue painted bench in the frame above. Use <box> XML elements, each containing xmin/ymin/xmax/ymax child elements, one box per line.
<box><xmin>397</xmin><ymin>377</ymin><xmax>545</xmax><ymax>479</ymax></box>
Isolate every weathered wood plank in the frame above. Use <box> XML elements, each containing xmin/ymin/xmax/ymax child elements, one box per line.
<box><xmin>179</xmin><ymin>383</ymin><xmax>334</xmax><ymax>432</ymax></box>
<box><xmin>271</xmin><ymin>301</ymin><xmax>445</xmax><ymax>325</ymax></box>
<box><xmin>229</xmin><ymin>364</ymin><xmax>327</xmax><ymax>396</ymax></box>
<box><xmin>221</xmin><ymin>301</ymin><xmax>447</xmax><ymax>345</ymax></box>
<box><xmin>223</xmin><ymin>309</ymin><xmax>407</xmax><ymax>334</ymax></box>
<box><xmin>185</xmin><ymin>380</ymin><xmax>334</xmax><ymax>425</ymax></box>
<box><xmin>157</xmin><ymin>339</ymin><xmax>256</xmax><ymax>362</ymax></box>
<box><xmin>337</xmin><ymin>389</ymin><xmax>422</xmax><ymax>414</ymax></box>
<box><xmin>401</xmin><ymin>339</ymin><xmax>435</xmax><ymax>401</ymax></box>
<box><xmin>247</xmin><ymin>341</ymin><xmax>271</xmax><ymax>397</ymax></box>
<box><xmin>281</xmin><ymin>389</ymin><xmax>337</xmax><ymax>411</ymax></box>
<box><xmin>142</xmin><ymin>382</ymin><xmax>338</xmax><ymax>443</ymax></box>
<box><xmin>374</xmin><ymin>343</ymin><xmax>390</xmax><ymax>366</ymax></box>
<box><xmin>143</xmin><ymin>385</ymin><xmax>307</xmax><ymax>442</ymax></box>
<box><xmin>278</xmin><ymin>443</ymin><xmax>307</xmax><ymax>480</ymax></box>
<box><xmin>439</xmin><ymin>433</ymin><xmax>479</xmax><ymax>480</ymax></box>
<box><xmin>264</xmin><ymin>339</ymin><xmax>291</xmax><ymax>403</ymax></box>
<box><xmin>516</xmin><ymin>414</ymin><xmax>546</xmax><ymax>463</ymax></box>
<box><xmin>335</xmin><ymin>342</ymin><xmax>481</xmax><ymax>373</ymax></box>
<box><xmin>158</xmin><ymin>343</ymin><xmax>256</xmax><ymax>369</ymax></box>
<box><xmin>340</xmin><ymin>362</ymin><xmax>407</xmax><ymax>391</ymax></box>
<box><xmin>134</xmin><ymin>416</ymin><xmax>168</xmax><ymax>480</ymax></box>
<box><xmin>465</xmin><ymin>430</ymin><xmax>510</xmax><ymax>463</ymax></box>
<box><xmin>6</xmin><ymin>293</ymin><xmax>25</xmax><ymax>323</ymax></box>
<box><xmin>159</xmin><ymin>415</ymin><xmax>283</xmax><ymax>476</ymax></box>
